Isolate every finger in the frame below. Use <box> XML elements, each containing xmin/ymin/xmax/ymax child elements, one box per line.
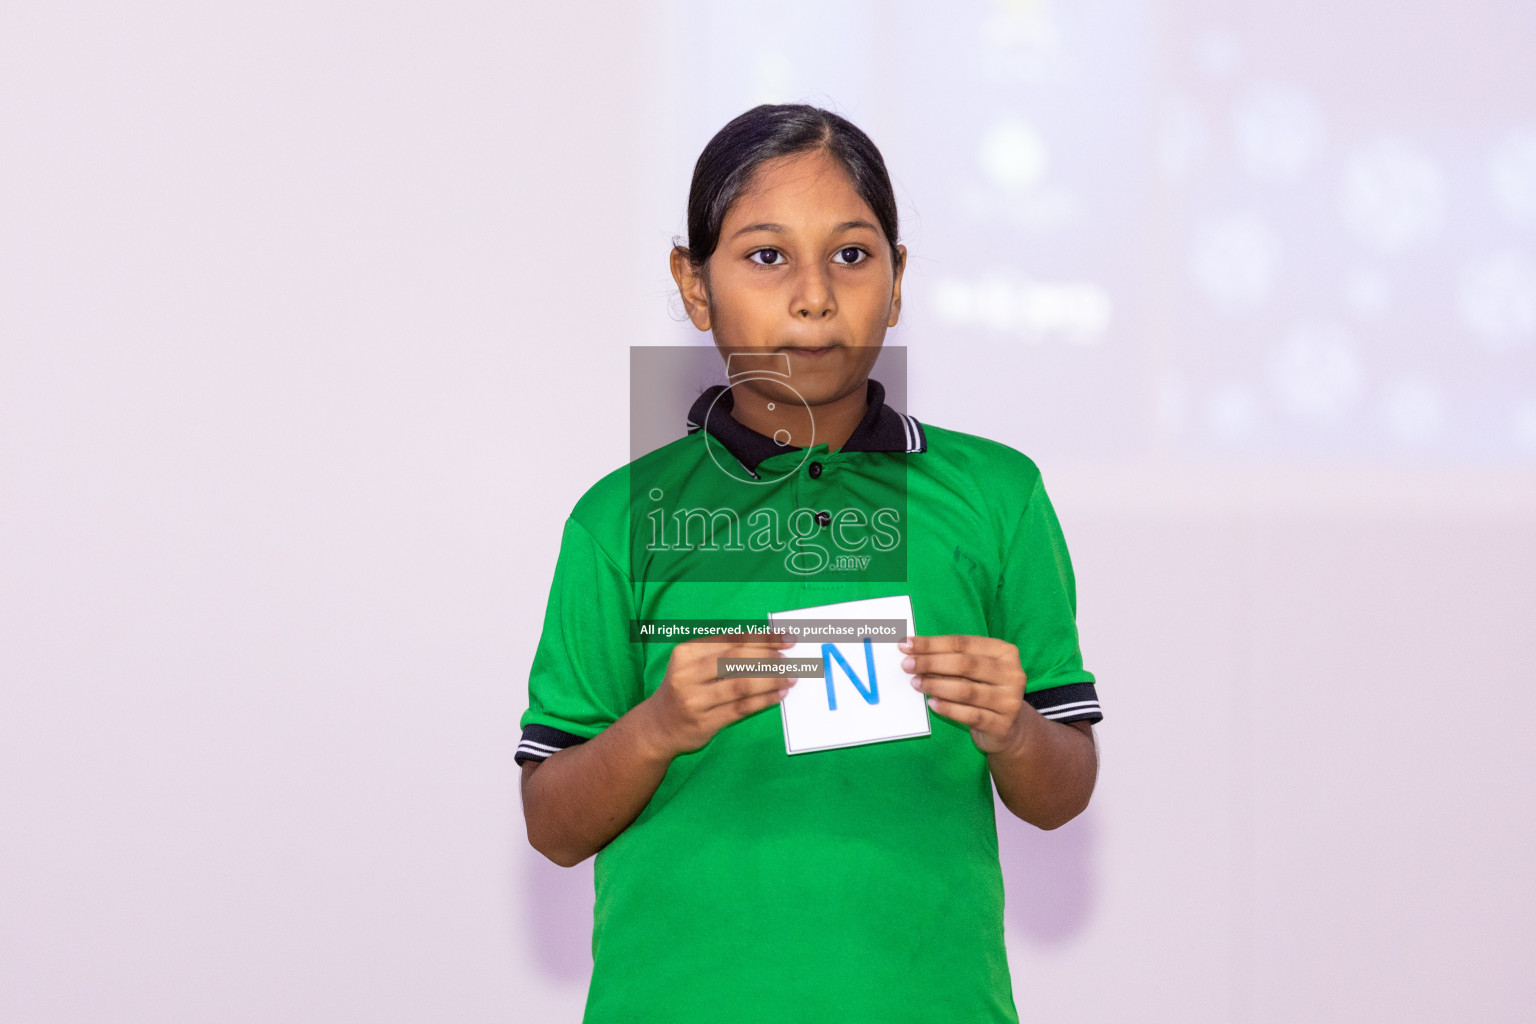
<box><xmin>924</xmin><ymin>694</ymin><xmax>1009</xmax><ymax>733</ymax></box>
<box><xmin>691</xmin><ymin>640</ymin><xmax>795</xmax><ymax>669</ymax></box>
<box><xmin>898</xmin><ymin>634</ymin><xmax>1010</xmax><ymax>657</ymax></box>
<box><xmin>700</xmin><ymin>674</ymin><xmax>796</xmax><ymax>711</ymax></box>
<box><xmin>670</xmin><ymin>661</ymin><xmax>777</xmax><ymax>698</ymax></box>
<box><xmin>725</xmin><ymin>686</ymin><xmax>792</xmax><ymax>721</ymax></box>
<box><xmin>695</xmin><ymin>687</ymin><xmax>788</xmax><ymax>735</ymax></box>
<box><xmin>897</xmin><ymin>634</ymin><xmax>931</xmax><ymax>655</ymax></box>
<box><xmin>911</xmin><ymin>672</ymin><xmax>1017</xmax><ymax>714</ymax></box>
<box><xmin>901</xmin><ymin>651</ymin><xmax>1006</xmax><ymax>686</ymax></box>
<box><xmin>714</xmin><ymin>642</ymin><xmax>794</xmax><ymax>663</ymax></box>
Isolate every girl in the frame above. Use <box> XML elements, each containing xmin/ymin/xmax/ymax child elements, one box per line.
<box><xmin>517</xmin><ymin>104</ymin><xmax>1100</xmax><ymax>1024</ymax></box>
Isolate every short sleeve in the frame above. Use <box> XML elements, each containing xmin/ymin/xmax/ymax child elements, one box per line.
<box><xmin>516</xmin><ymin>514</ymin><xmax>647</xmax><ymax>766</ymax></box>
<box><xmin>987</xmin><ymin>476</ymin><xmax>1102</xmax><ymax>725</ymax></box>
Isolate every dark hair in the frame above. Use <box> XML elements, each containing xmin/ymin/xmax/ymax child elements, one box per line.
<box><xmin>683</xmin><ymin>104</ymin><xmax>900</xmax><ymax>269</ymax></box>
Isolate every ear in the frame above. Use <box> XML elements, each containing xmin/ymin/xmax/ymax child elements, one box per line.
<box><xmin>887</xmin><ymin>244</ymin><xmax>907</xmax><ymax>328</ymax></box>
<box><xmin>670</xmin><ymin>247</ymin><xmax>712</xmax><ymax>331</ymax></box>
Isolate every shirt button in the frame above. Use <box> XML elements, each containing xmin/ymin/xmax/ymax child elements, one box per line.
<box><xmin>815</xmin><ymin>510</ymin><xmax>831</xmax><ymax>527</ymax></box>
<box><xmin>808</xmin><ymin>462</ymin><xmax>823</xmax><ymax>479</ymax></box>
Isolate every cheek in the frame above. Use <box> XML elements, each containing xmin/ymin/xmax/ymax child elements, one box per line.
<box><xmin>705</xmin><ymin>280</ymin><xmax>781</xmax><ymax>342</ymax></box>
<box><xmin>845</xmin><ymin>282</ymin><xmax>896</xmax><ymax>334</ymax></box>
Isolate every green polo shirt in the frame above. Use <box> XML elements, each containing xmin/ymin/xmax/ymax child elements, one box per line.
<box><xmin>518</xmin><ymin>378</ymin><xmax>1100</xmax><ymax>1024</ymax></box>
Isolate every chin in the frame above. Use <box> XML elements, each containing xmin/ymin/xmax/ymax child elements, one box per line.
<box><xmin>788</xmin><ymin>376</ymin><xmax>865</xmax><ymax>408</ymax></box>
<box><xmin>733</xmin><ymin>373</ymin><xmax>835</xmax><ymax>409</ymax></box>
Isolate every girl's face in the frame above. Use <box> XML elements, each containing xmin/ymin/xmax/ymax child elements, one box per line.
<box><xmin>672</xmin><ymin>148</ymin><xmax>906</xmax><ymax>409</ymax></box>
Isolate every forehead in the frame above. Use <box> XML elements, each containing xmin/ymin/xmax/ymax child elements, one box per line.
<box><xmin>724</xmin><ymin>149</ymin><xmax>876</xmax><ymax>228</ymax></box>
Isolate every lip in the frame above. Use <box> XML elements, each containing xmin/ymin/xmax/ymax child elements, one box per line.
<box><xmin>779</xmin><ymin>346</ymin><xmax>839</xmax><ymax>358</ymax></box>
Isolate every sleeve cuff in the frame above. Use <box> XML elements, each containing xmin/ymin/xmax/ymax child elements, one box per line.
<box><xmin>1024</xmin><ymin>682</ymin><xmax>1102</xmax><ymax>724</ymax></box>
<box><xmin>515</xmin><ymin>723</ymin><xmax>590</xmax><ymax>766</ymax></box>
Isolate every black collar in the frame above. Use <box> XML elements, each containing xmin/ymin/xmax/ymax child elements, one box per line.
<box><xmin>685</xmin><ymin>378</ymin><xmax>927</xmax><ymax>479</ymax></box>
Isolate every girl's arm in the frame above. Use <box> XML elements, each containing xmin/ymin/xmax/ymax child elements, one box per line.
<box><xmin>985</xmin><ymin>715</ymin><xmax>1096</xmax><ymax>830</ymax></box>
<box><xmin>520</xmin><ymin>699</ymin><xmax>676</xmax><ymax>867</ymax></box>
<box><xmin>903</xmin><ymin>633</ymin><xmax>1097</xmax><ymax>830</ymax></box>
<box><xmin>520</xmin><ymin>634</ymin><xmax>795</xmax><ymax>866</ymax></box>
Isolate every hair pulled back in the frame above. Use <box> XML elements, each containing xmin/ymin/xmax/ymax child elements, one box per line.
<box><xmin>683</xmin><ymin>104</ymin><xmax>900</xmax><ymax>269</ymax></box>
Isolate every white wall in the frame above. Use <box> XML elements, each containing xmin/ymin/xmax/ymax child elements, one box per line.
<box><xmin>2</xmin><ymin>2</ymin><xmax>1532</xmax><ymax>1022</ymax></box>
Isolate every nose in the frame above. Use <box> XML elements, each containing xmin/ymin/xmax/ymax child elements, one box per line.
<box><xmin>792</xmin><ymin>263</ymin><xmax>836</xmax><ymax>320</ymax></box>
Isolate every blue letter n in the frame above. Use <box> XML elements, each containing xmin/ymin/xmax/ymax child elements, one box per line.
<box><xmin>822</xmin><ymin>638</ymin><xmax>879</xmax><ymax>711</ymax></box>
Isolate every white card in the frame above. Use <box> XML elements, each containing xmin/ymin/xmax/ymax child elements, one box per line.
<box><xmin>769</xmin><ymin>594</ymin><xmax>931</xmax><ymax>755</ymax></box>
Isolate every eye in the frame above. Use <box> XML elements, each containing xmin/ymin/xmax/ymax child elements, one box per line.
<box><xmin>832</xmin><ymin>246</ymin><xmax>868</xmax><ymax>265</ymax></box>
<box><xmin>749</xmin><ymin>248</ymin><xmax>784</xmax><ymax>266</ymax></box>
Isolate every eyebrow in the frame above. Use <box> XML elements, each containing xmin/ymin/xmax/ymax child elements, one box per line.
<box><xmin>729</xmin><ymin>219</ymin><xmax>881</xmax><ymax>240</ymax></box>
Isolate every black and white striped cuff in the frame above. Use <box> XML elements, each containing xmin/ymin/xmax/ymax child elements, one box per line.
<box><xmin>1024</xmin><ymin>682</ymin><xmax>1102</xmax><ymax>724</ymax></box>
<box><xmin>515</xmin><ymin>724</ymin><xmax>589</xmax><ymax>766</ymax></box>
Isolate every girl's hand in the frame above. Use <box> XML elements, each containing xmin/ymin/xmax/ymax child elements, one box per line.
<box><xmin>640</xmin><ymin>632</ymin><xmax>798</xmax><ymax>759</ymax></box>
<box><xmin>900</xmin><ymin>634</ymin><xmax>1035</xmax><ymax>756</ymax></box>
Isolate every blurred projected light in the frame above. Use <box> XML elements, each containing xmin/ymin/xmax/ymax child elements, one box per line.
<box><xmin>931</xmin><ymin>275</ymin><xmax>1111</xmax><ymax>343</ymax></box>
<box><xmin>1159</xmin><ymin>95</ymin><xmax>1207</xmax><ymax>182</ymax></box>
<box><xmin>1490</xmin><ymin>129</ymin><xmax>1536</xmax><ymax>229</ymax></box>
<box><xmin>1345</xmin><ymin>266</ymin><xmax>1393</xmax><ymax>321</ymax></box>
<box><xmin>1457</xmin><ymin>251</ymin><xmax>1536</xmax><ymax>350</ymax></box>
<box><xmin>1204</xmin><ymin>382</ymin><xmax>1260</xmax><ymax>444</ymax></box>
<box><xmin>979</xmin><ymin>119</ymin><xmax>1049</xmax><ymax>191</ymax></box>
<box><xmin>959</xmin><ymin>183</ymin><xmax>1077</xmax><ymax>233</ymax></box>
<box><xmin>979</xmin><ymin>0</ymin><xmax>1064</xmax><ymax>83</ymax></box>
<box><xmin>1194</xmin><ymin>26</ymin><xmax>1242</xmax><ymax>80</ymax></box>
<box><xmin>1379</xmin><ymin>377</ymin><xmax>1445</xmax><ymax>443</ymax></box>
<box><xmin>1266</xmin><ymin>320</ymin><xmax>1364</xmax><ymax>421</ymax></box>
<box><xmin>1514</xmin><ymin>400</ymin><xmax>1536</xmax><ymax>450</ymax></box>
<box><xmin>1189</xmin><ymin>213</ymin><xmax>1280</xmax><ymax>313</ymax></box>
<box><xmin>1233</xmin><ymin>80</ymin><xmax>1324</xmax><ymax>179</ymax></box>
<box><xmin>1340</xmin><ymin>139</ymin><xmax>1445</xmax><ymax>255</ymax></box>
